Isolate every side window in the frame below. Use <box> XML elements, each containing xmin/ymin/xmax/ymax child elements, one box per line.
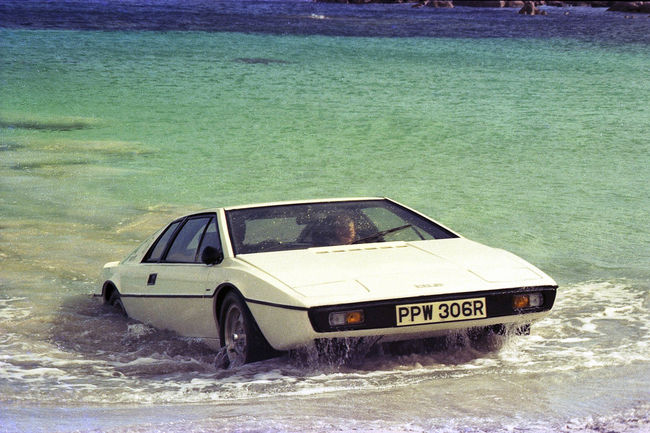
<box><xmin>197</xmin><ymin>218</ymin><xmax>222</xmax><ymax>261</ymax></box>
<box><xmin>143</xmin><ymin>220</ymin><xmax>182</xmax><ymax>263</ymax></box>
<box><xmin>164</xmin><ymin>216</ymin><xmax>212</xmax><ymax>263</ymax></box>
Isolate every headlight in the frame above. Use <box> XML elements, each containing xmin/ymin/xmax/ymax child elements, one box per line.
<box><xmin>328</xmin><ymin>310</ymin><xmax>364</xmax><ymax>327</ymax></box>
<box><xmin>513</xmin><ymin>292</ymin><xmax>544</xmax><ymax>309</ymax></box>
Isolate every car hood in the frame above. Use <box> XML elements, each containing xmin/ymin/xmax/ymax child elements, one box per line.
<box><xmin>237</xmin><ymin>238</ymin><xmax>556</xmax><ymax>305</ymax></box>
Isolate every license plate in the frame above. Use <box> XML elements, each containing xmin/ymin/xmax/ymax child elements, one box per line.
<box><xmin>396</xmin><ymin>297</ymin><xmax>487</xmax><ymax>326</ymax></box>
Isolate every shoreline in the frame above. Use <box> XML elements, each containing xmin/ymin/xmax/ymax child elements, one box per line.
<box><xmin>314</xmin><ymin>0</ymin><xmax>650</xmax><ymax>14</ymax></box>
<box><xmin>1</xmin><ymin>0</ymin><xmax>648</xmax><ymax>38</ymax></box>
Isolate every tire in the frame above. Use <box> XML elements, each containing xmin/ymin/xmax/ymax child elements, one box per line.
<box><xmin>108</xmin><ymin>290</ymin><xmax>127</xmax><ymax>317</ymax></box>
<box><xmin>220</xmin><ymin>292</ymin><xmax>274</xmax><ymax>367</ymax></box>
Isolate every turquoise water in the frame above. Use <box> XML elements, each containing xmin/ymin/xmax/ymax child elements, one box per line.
<box><xmin>2</xmin><ymin>30</ymin><xmax>648</xmax><ymax>284</ymax></box>
<box><xmin>1</xmin><ymin>13</ymin><xmax>649</xmax><ymax>433</ymax></box>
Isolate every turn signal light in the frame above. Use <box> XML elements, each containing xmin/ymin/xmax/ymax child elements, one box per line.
<box><xmin>513</xmin><ymin>293</ymin><xmax>544</xmax><ymax>309</ymax></box>
<box><xmin>329</xmin><ymin>310</ymin><xmax>364</xmax><ymax>327</ymax></box>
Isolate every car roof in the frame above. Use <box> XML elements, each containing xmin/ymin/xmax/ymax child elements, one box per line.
<box><xmin>221</xmin><ymin>197</ymin><xmax>386</xmax><ymax>211</ymax></box>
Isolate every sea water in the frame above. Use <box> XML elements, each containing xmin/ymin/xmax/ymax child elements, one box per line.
<box><xmin>0</xmin><ymin>1</ymin><xmax>649</xmax><ymax>432</ymax></box>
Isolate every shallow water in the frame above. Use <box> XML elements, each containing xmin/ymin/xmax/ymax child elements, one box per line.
<box><xmin>1</xmin><ymin>1</ymin><xmax>649</xmax><ymax>432</ymax></box>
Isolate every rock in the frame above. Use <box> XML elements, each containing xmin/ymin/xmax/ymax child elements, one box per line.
<box><xmin>453</xmin><ymin>0</ymin><xmax>546</xmax><ymax>9</ymax></box>
<box><xmin>519</xmin><ymin>0</ymin><xmax>547</xmax><ymax>14</ymax></box>
<box><xmin>607</xmin><ymin>1</ymin><xmax>650</xmax><ymax>12</ymax></box>
<box><xmin>431</xmin><ymin>0</ymin><xmax>454</xmax><ymax>7</ymax></box>
<box><xmin>318</xmin><ymin>0</ymin><xmax>649</xmax><ymax>12</ymax></box>
<box><xmin>414</xmin><ymin>0</ymin><xmax>454</xmax><ymax>7</ymax></box>
<box><xmin>454</xmin><ymin>1</ymin><xmax>505</xmax><ymax>6</ymax></box>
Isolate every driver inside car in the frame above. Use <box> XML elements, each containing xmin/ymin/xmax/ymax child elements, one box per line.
<box><xmin>320</xmin><ymin>213</ymin><xmax>357</xmax><ymax>245</ymax></box>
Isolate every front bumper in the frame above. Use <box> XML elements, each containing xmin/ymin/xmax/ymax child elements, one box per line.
<box><xmin>248</xmin><ymin>285</ymin><xmax>556</xmax><ymax>351</ymax></box>
<box><xmin>308</xmin><ymin>285</ymin><xmax>557</xmax><ymax>333</ymax></box>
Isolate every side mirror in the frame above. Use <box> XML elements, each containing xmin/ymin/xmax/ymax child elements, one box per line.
<box><xmin>201</xmin><ymin>246</ymin><xmax>224</xmax><ymax>265</ymax></box>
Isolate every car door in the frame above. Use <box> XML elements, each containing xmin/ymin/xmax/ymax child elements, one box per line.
<box><xmin>132</xmin><ymin>214</ymin><xmax>224</xmax><ymax>342</ymax></box>
<box><xmin>119</xmin><ymin>219</ymin><xmax>183</xmax><ymax>300</ymax></box>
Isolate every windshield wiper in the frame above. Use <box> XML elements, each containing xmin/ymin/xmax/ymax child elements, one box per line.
<box><xmin>352</xmin><ymin>224</ymin><xmax>412</xmax><ymax>244</ymax></box>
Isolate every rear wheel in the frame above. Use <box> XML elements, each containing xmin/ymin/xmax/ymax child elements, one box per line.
<box><xmin>220</xmin><ymin>292</ymin><xmax>274</xmax><ymax>367</ymax></box>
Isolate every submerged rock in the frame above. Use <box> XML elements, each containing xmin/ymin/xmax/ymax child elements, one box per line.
<box><xmin>233</xmin><ymin>58</ymin><xmax>291</xmax><ymax>65</ymax></box>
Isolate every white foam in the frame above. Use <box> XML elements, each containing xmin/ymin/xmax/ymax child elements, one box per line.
<box><xmin>0</xmin><ymin>297</ymin><xmax>32</xmax><ymax>320</ymax></box>
<box><xmin>0</xmin><ymin>279</ymin><xmax>647</xmax><ymax>408</ymax></box>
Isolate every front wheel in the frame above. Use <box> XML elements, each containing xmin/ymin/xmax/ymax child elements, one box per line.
<box><xmin>108</xmin><ymin>290</ymin><xmax>127</xmax><ymax>317</ymax></box>
<box><xmin>220</xmin><ymin>292</ymin><xmax>274</xmax><ymax>367</ymax></box>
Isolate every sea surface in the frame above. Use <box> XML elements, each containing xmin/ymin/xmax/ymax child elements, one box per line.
<box><xmin>1</xmin><ymin>1</ymin><xmax>649</xmax><ymax>432</ymax></box>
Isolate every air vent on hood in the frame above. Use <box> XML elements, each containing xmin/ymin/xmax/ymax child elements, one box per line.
<box><xmin>314</xmin><ymin>244</ymin><xmax>409</xmax><ymax>254</ymax></box>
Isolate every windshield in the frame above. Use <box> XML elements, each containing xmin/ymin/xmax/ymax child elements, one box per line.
<box><xmin>225</xmin><ymin>199</ymin><xmax>457</xmax><ymax>255</ymax></box>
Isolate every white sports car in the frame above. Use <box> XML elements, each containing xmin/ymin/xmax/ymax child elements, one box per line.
<box><xmin>99</xmin><ymin>198</ymin><xmax>557</xmax><ymax>367</ymax></box>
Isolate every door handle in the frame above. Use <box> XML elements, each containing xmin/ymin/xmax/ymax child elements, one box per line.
<box><xmin>147</xmin><ymin>273</ymin><xmax>157</xmax><ymax>286</ymax></box>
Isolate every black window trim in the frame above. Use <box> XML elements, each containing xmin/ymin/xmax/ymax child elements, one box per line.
<box><xmin>142</xmin><ymin>212</ymin><xmax>218</xmax><ymax>264</ymax></box>
<box><xmin>224</xmin><ymin>198</ymin><xmax>458</xmax><ymax>256</ymax></box>
<box><xmin>142</xmin><ymin>218</ymin><xmax>184</xmax><ymax>263</ymax></box>
<box><xmin>193</xmin><ymin>215</ymin><xmax>216</xmax><ymax>263</ymax></box>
